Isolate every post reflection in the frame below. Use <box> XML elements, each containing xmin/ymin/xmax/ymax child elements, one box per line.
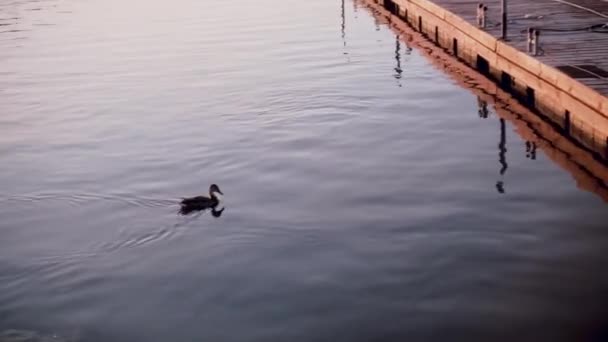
<box><xmin>526</xmin><ymin>141</ymin><xmax>537</xmax><ymax>160</ymax></box>
<box><xmin>394</xmin><ymin>35</ymin><xmax>403</xmax><ymax>85</ymax></box>
<box><xmin>341</xmin><ymin>0</ymin><xmax>346</xmax><ymax>48</ymax></box>
<box><xmin>179</xmin><ymin>205</ymin><xmax>225</xmax><ymax>218</ymax></box>
<box><xmin>477</xmin><ymin>96</ymin><xmax>489</xmax><ymax>119</ymax></box>
<box><xmin>496</xmin><ymin>118</ymin><xmax>508</xmax><ymax>194</ymax></box>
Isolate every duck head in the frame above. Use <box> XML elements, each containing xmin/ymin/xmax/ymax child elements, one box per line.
<box><xmin>209</xmin><ymin>184</ymin><xmax>223</xmax><ymax>198</ymax></box>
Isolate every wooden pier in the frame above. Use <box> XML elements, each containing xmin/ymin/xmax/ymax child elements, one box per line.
<box><xmin>364</xmin><ymin>0</ymin><xmax>608</xmax><ymax>157</ymax></box>
<box><xmin>357</xmin><ymin>0</ymin><xmax>608</xmax><ymax>201</ymax></box>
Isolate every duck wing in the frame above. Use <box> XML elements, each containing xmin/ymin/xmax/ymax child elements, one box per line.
<box><xmin>180</xmin><ymin>196</ymin><xmax>212</xmax><ymax>206</ymax></box>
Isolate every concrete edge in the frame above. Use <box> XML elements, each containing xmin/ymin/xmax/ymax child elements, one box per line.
<box><xmin>408</xmin><ymin>0</ymin><xmax>608</xmax><ymax>118</ymax></box>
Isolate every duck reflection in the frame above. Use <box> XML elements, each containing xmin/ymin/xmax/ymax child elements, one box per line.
<box><xmin>179</xmin><ymin>205</ymin><xmax>224</xmax><ymax>217</ymax></box>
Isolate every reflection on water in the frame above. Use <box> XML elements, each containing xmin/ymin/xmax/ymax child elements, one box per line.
<box><xmin>497</xmin><ymin>118</ymin><xmax>508</xmax><ymax>194</ymax></box>
<box><xmin>2</xmin><ymin>0</ymin><xmax>608</xmax><ymax>341</ymax></box>
<box><xmin>526</xmin><ymin>141</ymin><xmax>537</xmax><ymax>160</ymax></box>
<box><xmin>179</xmin><ymin>205</ymin><xmax>224</xmax><ymax>217</ymax></box>
<box><xmin>362</xmin><ymin>0</ymin><xmax>608</xmax><ymax>202</ymax></box>
<box><xmin>0</xmin><ymin>0</ymin><xmax>61</xmax><ymax>39</ymax></box>
<box><xmin>0</xmin><ymin>329</ymin><xmax>80</xmax><ymax>342</ymax></box>
<box><xmin>477</xmin><ymin>96</ymin><xmax>489</xmax><ymax>119</ymax></box>
<box><xmin>341</xmin><ymin>0</ymin><xmax>346</xmax><ymax>48</ymax></box>
<box><xmin>394</xmin><ymin>35</ymin><xmax>402</xmax><ymax>84</ymax></box>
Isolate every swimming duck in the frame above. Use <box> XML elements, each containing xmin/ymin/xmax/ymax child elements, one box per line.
<box><xmin>180</xmin><ymin>184</ymin><xmax>223</xmax><ymax>213</ymax></box>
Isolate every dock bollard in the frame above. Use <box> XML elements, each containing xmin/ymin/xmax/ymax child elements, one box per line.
<box><xmin>482</xmin><ymin>6</ymin><xmax>488</xmax><ymax>28</ymax></box>
<box><xmin>527</xmin><ymin>28</ymin><xmax>540</xmax><ymax>55</ymax></box>
<box><xmin>477</xmin><ymin>4</ymin><xmax>488</xmax><ymax>28</ymax></box>
<box><xmin>527</xmin><ymin>27</ymin><xmax>534</xmax><ymax>53</ymax></box>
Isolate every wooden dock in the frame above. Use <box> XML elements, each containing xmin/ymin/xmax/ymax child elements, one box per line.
<box><xmin>364</xmin><ymin>0</ymin><xmax>608</xmax><ymax>156</ymax></box>
<box><xmin>358</xmin><ymin>0</ymin><xmax>608</xmax><ymax>202</ymax></box>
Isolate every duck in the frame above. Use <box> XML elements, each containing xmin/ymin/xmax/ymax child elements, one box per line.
<box><xmin>179</xmin><ymin>184</ymin><xmax>223</xmax><ymax>214</ymax></box>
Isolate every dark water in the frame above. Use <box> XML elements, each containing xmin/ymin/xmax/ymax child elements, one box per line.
<box><xmin>1</xmin><ymin>0</ymin><xmax>608</xmax><ymax>341</ymax></box>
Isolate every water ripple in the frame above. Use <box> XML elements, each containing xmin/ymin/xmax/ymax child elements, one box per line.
<box><xmin>0</xmin><ymin>192</ymin><xmax>178</xmax><ymax>208</ymax></box>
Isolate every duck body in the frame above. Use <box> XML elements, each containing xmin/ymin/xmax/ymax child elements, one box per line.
<box><xmin>180</xmin><ymin>195</ymin><xmax>218</xmax><ymax>208</ymax></box>
<box><xmin>179</xmin><ymin>184</ymin><xmax>223</xmax><ymax>215</ymax></box>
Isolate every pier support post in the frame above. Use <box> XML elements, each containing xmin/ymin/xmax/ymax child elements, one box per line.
<box><xmin>501</xmin><ymin>0</ymin><xmax>507</xmax><ymax>39</ymax></box>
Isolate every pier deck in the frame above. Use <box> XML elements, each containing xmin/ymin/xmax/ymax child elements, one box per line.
<box><xmin>359</xmin><ymin>0</ymin><xmax>608</xmax><ymax>201</ymax></box>
<box><xmin>435</xmin><ymin>0</ymin><xmax>608</xmax><ymax>95</ymax></box>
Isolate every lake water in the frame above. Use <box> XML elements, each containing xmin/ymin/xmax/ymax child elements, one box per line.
<box><xmin>2</xmin><ymin>0</ymin><xmax>608</xmax><ymax>341</ymax></box>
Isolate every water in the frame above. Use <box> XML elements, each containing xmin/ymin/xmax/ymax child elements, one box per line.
<box><xmin>1</xmin><ymin>0</ymin><xmax>608</xmax><ymax>340</ymax></box>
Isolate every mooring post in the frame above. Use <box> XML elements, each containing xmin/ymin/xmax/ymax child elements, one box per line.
<box><xmin>527</xmin><ymin>27</ymin><xmax>534</xmax><ymax>53</ymax></box>
<box><xmin>483</xmin><ymin>6</ymin><xmax>488</xmax><ymax>28</ymax></box>
<box><xmin>501</xmin><ymin>0</ymin><xmax>507</xmax><ymax>39</ymax></box>
<box><xmin>533</xmin><ymin>29</ymin><xmax>540</xmax><ymax>56</ymax></box>
<box><xmin>476</xmin><ymin>4</ymin><xmax>488</xmax><ymax>28</ymax></box>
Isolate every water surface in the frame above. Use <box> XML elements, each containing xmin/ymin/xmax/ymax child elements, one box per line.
<box><xmin>1</xmin><ymin>0</ymin><xmax>608</xmax><ymax>341</ymax></box>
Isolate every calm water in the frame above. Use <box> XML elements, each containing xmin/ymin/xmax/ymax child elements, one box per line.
<box><xmin>2</xmin><ymin>0</ymin><xmax>608</xmax><ymax>341</ymax></box>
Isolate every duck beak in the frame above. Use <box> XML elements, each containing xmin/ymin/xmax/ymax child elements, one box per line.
<box><xmin>217</xmin><ymin>189</ymin><xmax>224</xmax><ymax>195</ymax></box>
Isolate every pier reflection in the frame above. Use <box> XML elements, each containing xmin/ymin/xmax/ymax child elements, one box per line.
<box><xmin>357</xmin><ymin>0</ymin><xmax>608</xmax><ymax>202</ymax></box>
